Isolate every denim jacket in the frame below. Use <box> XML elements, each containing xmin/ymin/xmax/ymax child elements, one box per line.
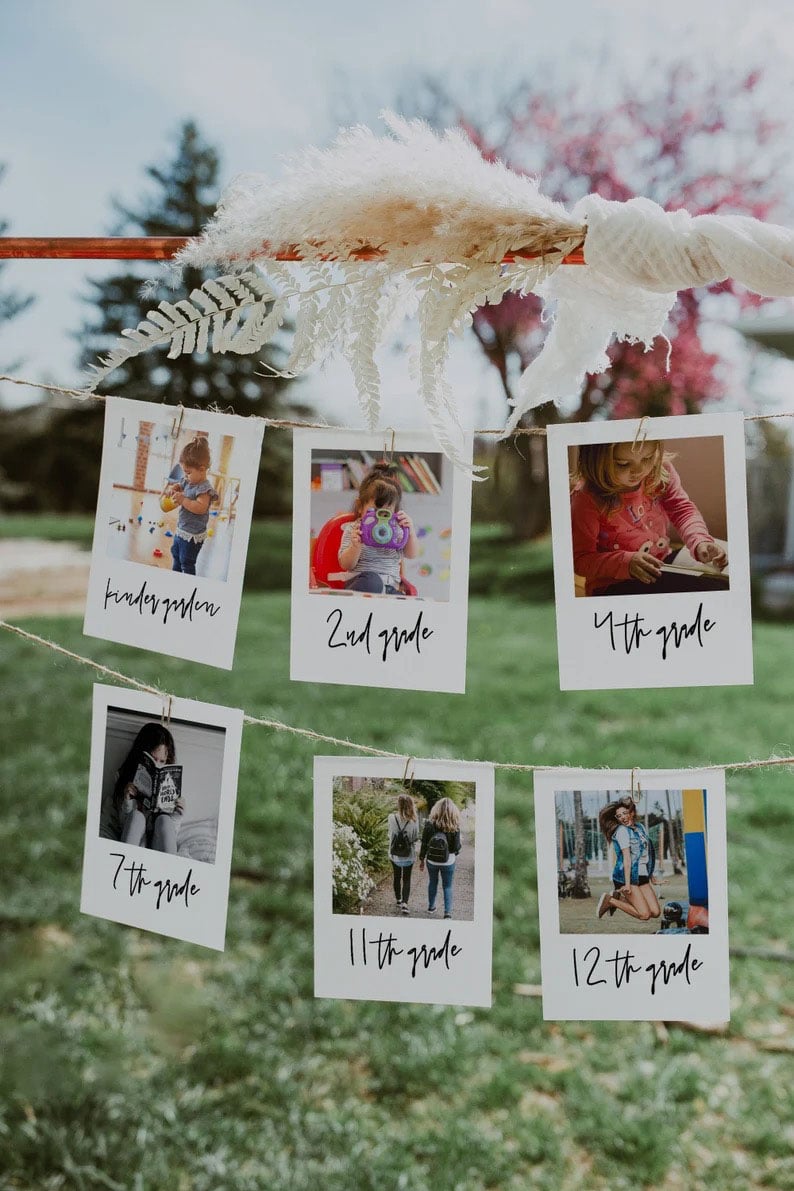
<box><xmin>611</xmin><ymin>823</ymin><xmax>656</xmax><ymax>885</ymax></box>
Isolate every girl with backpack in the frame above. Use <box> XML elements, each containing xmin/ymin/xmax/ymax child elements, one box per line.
<box><xmin>419</xmin><ymin>797</ymin><xmax>462</xmax><ymax>918</ymax></box>
<box><xmin>388</xmin><ymin>792</ymin><xmax>420</xmax><ymax>915</ymax></box>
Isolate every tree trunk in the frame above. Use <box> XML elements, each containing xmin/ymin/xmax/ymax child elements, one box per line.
<box><xmin>571</xmin><ymin>791</ymin><xmax>591</xmax><ymax>898</ymax></box>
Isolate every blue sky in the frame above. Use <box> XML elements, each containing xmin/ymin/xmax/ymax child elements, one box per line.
<box><xmin>1</xmin><ymin>0</ymin><xmax>793</xmax><ymax>423</ymax></box>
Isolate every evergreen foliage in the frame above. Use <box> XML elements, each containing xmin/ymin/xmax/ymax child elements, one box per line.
<box><xmin>0</xmin><ymin>123</ymin><xmax>308</xmax><ymax>514</ymax></box>
<box><xmin>0</xmin><ymin>164</ymin><xmax>34</xmax><ymax>372</ymax></box>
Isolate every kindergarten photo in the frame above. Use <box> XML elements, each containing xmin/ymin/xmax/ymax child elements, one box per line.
<box><xmin>566</xmin><ymin>434</ymin><xmax>730</xmax><ymax>599</ymax></box>
<box><xmin>307</xmin><ymin>446</ymin><xmax>454</xmax><ymax>603</ymax></box>
<box><xmin>84</xmin><ymin>396</ymin><xmax>264</xmax><ymax>668</ymax></box>
<box><xmin>331</xmin><ymin>775</ymin><xmax>476</xmax><ymax>921</ymax></box>
<box><xmin>98</xmin><ymin>703</ymin><xmax>228</xmax><ymax>865</ymax></box>
<box><xmin>105</xmin><ymin>414</ymin><xmax>241</xmax><ymax>583</ymax></box>
<box><xmin>554</xmin><ymin>788</ymin><xmax>710</xmax><ymax>936</ymax></box>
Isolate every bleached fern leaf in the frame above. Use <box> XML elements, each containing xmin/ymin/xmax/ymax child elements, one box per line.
<box><xmin>85</xmin><ymin>270</ymin><xmax>282</xmax><ymax>390</ymax></box>
<box><xmin>341</xmin><ymin>272</ymin><xmax>388</xmax><ymax>430</ymax></box>
<box><xmin>226</xmin><ymin>297</ymin><xmax>288</xmax><ymax>354</ymax></box>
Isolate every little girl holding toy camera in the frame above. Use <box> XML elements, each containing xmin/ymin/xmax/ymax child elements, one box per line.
<box><xmin>338</xmin><ymin>463</ymin><xmax>419</xmax><ymax>594</ymax></box>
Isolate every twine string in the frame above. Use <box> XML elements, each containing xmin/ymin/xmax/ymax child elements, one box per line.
<box><xmin>2</xmin><ymin>372</ymin><xmax>790</xmax><ymax>435</ymax></box>
<box><xmin>2</xmin><ymin>619</ymin><xmax>791</xmax><ymax>776</ymax></box>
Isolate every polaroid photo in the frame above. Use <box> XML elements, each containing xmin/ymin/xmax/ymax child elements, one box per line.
<box><xmin>534</xmin><ymin>768</ymin><xmax>729</xmax><ymax>1022</ymax></box>
<box><xmin>290</xmin><ymin>429</ymin><xmax>473</xmax><ymax>693</ymax></box>
<box><xmin>81</xmin><ymin>683</ymin><xmax>243</xmax><ymax>950</ymax></box>
<box><xmin>314</xmin><ymin>755</ymin><xmax>494</xmax><ymax>1007</ymax></box>
<box><xmin>84</xmin><ymin>395</ymin><xmax>264</xmax><ymax>669</ymax></box>
<box><xmin>547</xmin><ymin>412</ymin><xmax>752</xmax><ymax>690</ymax></box>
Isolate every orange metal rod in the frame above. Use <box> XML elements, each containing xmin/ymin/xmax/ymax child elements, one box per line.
<box><xmin>0</xmin><ymin>236</ymin><xmax>586</xmax><ymax>264</ymax></box>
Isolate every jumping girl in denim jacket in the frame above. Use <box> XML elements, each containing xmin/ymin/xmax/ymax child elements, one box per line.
<box><xmin>596</xmin><ymin>796</ymin><xmax>661</xmax><ymax>923</ymax></box>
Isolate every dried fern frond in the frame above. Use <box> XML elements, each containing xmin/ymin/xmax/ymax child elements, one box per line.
<box><xmin>86</xmin><ymin>271</ymin><xmax>281</xmax><ymax>389</ymax></box>
<box><xmin>85</xmin><ymin>111</ymin><xmax>589</xmax><ymax>465</ymax></box>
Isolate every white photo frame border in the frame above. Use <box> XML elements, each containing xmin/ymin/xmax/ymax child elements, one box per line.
<box><xmin>314</xmin><ymin>755</ymin><xmax>494</xmax><ymax>1007</ymax></box>
<box><xmin>80</xmin><ymin>683</ymin><xmax>243</xmax><ymax>951</ymax></box>
<box><xmin>291</xmin><ymin>429</ymin><xmax>473</xmax><ymax>693</ymax></box>
<box><xmin>84</xmin><ymin>396</ymin><xmax>264</xmax><ymax>670</ymax></box>
<box><xmin>547</xmin><ymin>412</ymin><xmax>753</xmax><ymax>690</ymax></box>
<box><xmin>534</xmin><ymin>767</ymin><xmax>729</xmax><ymax>1022</ymax></box>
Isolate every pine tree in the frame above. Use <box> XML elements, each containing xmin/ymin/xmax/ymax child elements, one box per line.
<box><xmin>74</xmin><ymin>120</ymin><xmax>307</xmax><ymax>514</ymax></box>
<box><xmin>0</xmin><ymin>163</ymin><xmax>34</xmax><ymax>373</ymax></box>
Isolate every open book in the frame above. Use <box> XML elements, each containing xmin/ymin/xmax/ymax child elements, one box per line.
<box><xmin>133</xmin><ymin>752</ymin><xmax>183</xmax><ymax>814</ymax></box>
<box><xmin>660</xmin><ymin>542</ymin><xmax>730</xmax><ymax>583</ymax></box>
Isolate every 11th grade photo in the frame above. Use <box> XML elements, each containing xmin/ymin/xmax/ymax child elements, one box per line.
<box><xmin>331</xmin><ymin>776</ymin><xmax>476</xmax><ymax>922</ymax></box>
<box><xmin>314</xmin><ymin>756</ymin><xmax>494</xmax><ymax>1007</ymax></box>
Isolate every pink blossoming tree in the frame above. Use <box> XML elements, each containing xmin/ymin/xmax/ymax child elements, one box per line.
<box><xmin>444</xmin><ymin>61</ymin><xmax>786</xmax><ymax>536</ymax></box>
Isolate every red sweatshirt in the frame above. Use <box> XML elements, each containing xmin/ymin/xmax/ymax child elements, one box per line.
<box><xmin>571</xmin><ymin>464</ymin><xmax>715</xmax><ymax>595</ymax></box>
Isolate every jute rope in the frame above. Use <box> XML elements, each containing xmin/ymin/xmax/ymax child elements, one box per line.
<box><xmin>2</xmin><ymin>619</ymin><xmax>791</xmax><ymax>776</ymax></box>
<box><xmin>4</xmin><ymin>371</ymin><xmax>792</xmax><ymax>434</ymax></box>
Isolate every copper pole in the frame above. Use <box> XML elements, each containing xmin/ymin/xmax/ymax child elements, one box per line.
<box><xmin>0</xmin><ymin>236</ymin><xmax>586</xmax><ymax>265</ymax></box>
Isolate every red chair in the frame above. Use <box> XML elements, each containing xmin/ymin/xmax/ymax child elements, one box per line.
<box><xmin>310</xmin><ymin>511</ymin><xmax>418</xmax><ymax>595</ymax></box>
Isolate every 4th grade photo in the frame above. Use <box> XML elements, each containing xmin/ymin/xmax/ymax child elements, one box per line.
<box><xmin>568</xmin><ymin>435</ymin><xmax>730</xmax><ymax>599</ymax></box>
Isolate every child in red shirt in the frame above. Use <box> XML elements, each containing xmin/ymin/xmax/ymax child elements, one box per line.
<box><xmin>570</xmin><ymin>440</ymin><xmax>728</xmax><ymax>596</ymax></box>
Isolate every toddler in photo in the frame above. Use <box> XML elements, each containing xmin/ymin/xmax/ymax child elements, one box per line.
<box><xmin>164</xmin><ymin>436</ymin><xmax>219</xmax><ymax>576</ymax></box>
<box><xmin>570</xmin><ymin>440</ymin><xmax>728</xmax><ymax>596</ymax></box>
<box><xmin>338</xmin><ymin>462</ymin><xmax>419</xmax><ymax>594</ymax></box>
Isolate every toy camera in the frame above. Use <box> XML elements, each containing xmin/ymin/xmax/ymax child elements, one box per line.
<box><xmin>360</xmin><ymin>507</ymin><xmax>409</xmax><ymax>550</ymax></box>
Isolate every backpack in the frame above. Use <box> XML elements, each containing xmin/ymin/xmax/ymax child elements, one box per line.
<box><xmin>391</xmin><ymin>818</ymin><xmax>413</xmax><ymax>859</ymax></box>
<box><xmin>426</xmin><ymin>828</ymin><xmax>450</xmax><ymax>865</ymax></box>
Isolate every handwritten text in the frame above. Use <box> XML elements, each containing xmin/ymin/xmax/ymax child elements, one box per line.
<box><xmin>594</xmin><ymin>602</ymin><xmax>715</xmax><ymax>662</ymax></box>
<box><xmin>104</xmin><ymin>578</ymin><xmax>221</xmax><ymax>626</ymax></box>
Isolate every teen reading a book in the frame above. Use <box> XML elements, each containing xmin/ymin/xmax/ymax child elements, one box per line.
<box><xmin>113</xmin><ymin>723</ymin><xmax>184</xmax><ymax>854</ymax></box>
<box><xmin>596</xmin><ymin>798</ymin><xmax>661</xmax><ymax>923</ymax></box>
<box><xmin>338</xmin><ymin>463</ymin><xmax>419</xmax><ymax>594</ymax></box>
<box><xmin>571</xmin><ymin>440</ymin><xmax>728</xmax><ymax>596</ymax></box>
<box><xmin>164</xmin><ymin>436</ymin><xmax>219</xmax><ymax>577</ymax></box>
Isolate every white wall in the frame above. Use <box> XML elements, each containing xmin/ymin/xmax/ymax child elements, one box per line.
<box><xmin>101</xmin><ymin>707</ymin><xmax>227</xmax><ymax>827</ymax></box>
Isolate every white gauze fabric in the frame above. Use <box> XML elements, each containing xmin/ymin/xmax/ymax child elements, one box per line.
<box><xmin>506</xmin><ymin>194</ymin><xmax>794</xmax><ymax>430</ymax></box>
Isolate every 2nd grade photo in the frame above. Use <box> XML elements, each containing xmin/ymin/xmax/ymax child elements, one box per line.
<box><xmin>308</xmin><ymin>447</ymin><xmax>454</xmax><ymax>602</ymax></box>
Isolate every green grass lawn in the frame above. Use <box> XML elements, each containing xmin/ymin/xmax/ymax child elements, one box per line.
<box><xmin>2</xmin><ymin>598</ymin><xmax>794</xmax><ymax>1190</ymax></box>
<box><xmin>0</xmin><ymin>514</ymin><xmax>556</xmax><ymax>600</ymax></box>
